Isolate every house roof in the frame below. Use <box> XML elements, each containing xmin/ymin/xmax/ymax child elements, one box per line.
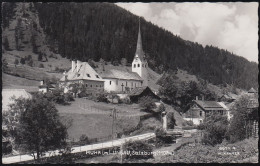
<box><xmin>248</xmin><ymin>87</ymin><xmax>257</xmax><ymax>93</ymax></box>
<box><xmin>194</xmin><ymin>100</ymin><xmax>226</xmax><ymax>111</ymax></box>
<box><xmin>100</xmin><ymin>69</ymin><xmax>143</xmax><ymax>81</ymax></box>
<box><xmin>128</xmin><ymin>86</ymin><xmax>148</xmax><ymax>96</ymax></box>
<box><xmin>2</xmin><ymin>89</ymin><xmax>32</xmax><ymax>111</ymax></box>
<box><xmin>60</xmin><ymin>62</ymin><xmax>104</xmax><ymax>82</ymax></box>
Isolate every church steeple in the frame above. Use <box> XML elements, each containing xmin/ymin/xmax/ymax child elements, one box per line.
<box><xmin>135</xmin><ymin>18</ymin><xmax>145</xmax><ymax>61</ymax></box>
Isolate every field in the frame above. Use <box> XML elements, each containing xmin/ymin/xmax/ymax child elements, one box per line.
<box><xmin>57</xmin><ymin>98</ymin><xmax>144</xmax><ymax>141</ymax></box>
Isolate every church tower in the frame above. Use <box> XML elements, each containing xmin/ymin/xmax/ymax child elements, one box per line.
<box><xmin>132</xmin><ymin>19</ymin><xmax>148</xmax><ymax>87</ymax></box>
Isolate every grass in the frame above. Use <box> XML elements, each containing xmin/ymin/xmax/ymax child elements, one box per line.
<box><xmin>57</xmin><ymin>98</ymin><xmax>142</xmax><ymax>141</ymax></box>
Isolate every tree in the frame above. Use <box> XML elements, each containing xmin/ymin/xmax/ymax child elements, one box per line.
<box><xmin>199</xmin><ymin>113</ymin><xmax>229</xmax><ymax>146</ymax></box>
<box><xmin>20</xmin><ymin>57</ymin><xmax>25</xmax><ymax>64</ymax></box>
<box><xmin>225</xmin><ymin>95</ymin><xmax>253</xmax><ymax>143</ymax></box>
<box><xmin>7</xmin><ymin>94</ymin><xmax>67</xmax><ymax>162</ymax></box>
<box><xmin>14</xmin><ymin>59</ymin><xmax>19</xmax><ymax>65</ymax></box>
<box><xmin>167</xmin><ymin>112</ymin><xmax>176</xmax><ymax>129</ymax></box>
<box><xmin>3</xmin><ymin>37</ymin><xmax>10</xmax><ymax>51</ymax></box>
<box><xmin>39</xmin><ymin>63</ymin><xmax>44</xmax><ymax>68</ymax></box>
<box><xmin>2</xmin><ymin>58</ymin><xmax>8</xmax><ymax>72</ymax></box>
<box><xmin>120</xmin><ymin>58</ymin><xmax>127</xmax><ymax>66</ymax></box>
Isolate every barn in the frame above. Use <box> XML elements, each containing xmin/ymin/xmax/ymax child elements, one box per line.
<box><xmin>128</xmin><ymin>86</ymin><xmax>160</xmax><ymax>103</ymax></box>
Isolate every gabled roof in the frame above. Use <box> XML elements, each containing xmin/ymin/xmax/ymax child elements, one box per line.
<box><xmin>194</xmin><ymin>100</ymin><xmax>226</xmax><ymax>111</ymax></box>
<box><xmin>101</xmin><ymin>69</ymin><xmax>143</xmax><ymax>81</ymax></box>
<box><xmin>60</xmin><ymin>62</ymin><xmax>104</xmax><ymax>82</ymax></box>
<box><xmin>2</xmin><ymin>89</ymin><xmax>32</xmax><ymax>111</ymax></box>
<box><xmin>128</xmin><ymin>86</ymin><xmax>148</xmax><ymax>96</ymax></box>
<box><xmin>248</xmin><ymin>87</ymin><xmax>257</xmax><ymax>93</ymax></box>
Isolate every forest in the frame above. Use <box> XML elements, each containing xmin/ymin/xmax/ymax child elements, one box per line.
<box><xmin>2</xmin><ymin>2</ymin><xmax>258</xmax><ymax>90</ymax></box>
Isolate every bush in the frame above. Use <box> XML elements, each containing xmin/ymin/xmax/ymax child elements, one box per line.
<box><xmin>155</xmin><ymin>126</ymin><xmax>173</xmax><ymax>146</ymax></box>
<box><xmin>79</xmin><ymin>134</ymin><xmax>90</xmax><ymax>145</ymax></box>
<box><xmin>186</xmin><ymin>120</ymin><xmax>194</xmax><ymax>126</ymax></box>
<box><xmin>64</xmin><ymin>93</ymin><xmax>74</xmax><ymax>102</ymax></box>
<box><xmin>167</xmin><ymin>112</ymin><xmax>176</xmax><ymax>129</ymax></box>
<box><xmin>39</xmin><ymin>63</ymin><xmax>44</xmax><ymax>68</ymax></box>
<box><xmin>14</xmin><ymin>59</ymin><xmax>19</xmax><ymax>65</ymax></box>
<box><xmin>122</xmin><ymin>140</ymin><xmax>153</xmax><ymax>160</ymax></box>
<box><xmin>96</xmin><ymin>93</ymin><xmax>108</xmax><ymax>102</ymax></box>
<box><xmin>118</xmin><ymin>97</ymin><xmax>131</xmax><ymax>104</ymax></box>
<box><xmin>139</xmin><ymin>96</ymin><xmax>157</xmax><ymax>113</ymax></box>
<box><xmin>200</xmin><ymin>114</ymin><xmax>229</xmax><ymax>146</ymax></box>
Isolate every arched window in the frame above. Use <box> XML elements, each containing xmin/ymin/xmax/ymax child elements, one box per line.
<box><xmin>134</xmin><ymin>64</ymin><xmax>136</xmax><ymax>68</ymax></box>
<box><xmin>138</xmin><ymin>64</ymin><xmax>140</xmax><ymax>67</ymax></box>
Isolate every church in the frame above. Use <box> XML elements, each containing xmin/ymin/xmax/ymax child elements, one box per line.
<box><xmin>101</xmin><ymin>21</ymin><xmax>148</xmax><ymax>92</ymax></box>
<box><xmin>60</xmin><ymin>20</ymin><xmax>148</xmax><ymax>94</ymax></box>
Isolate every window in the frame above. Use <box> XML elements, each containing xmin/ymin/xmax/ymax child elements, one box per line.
<box><xmin>138</xmin><ymin>64</ymin><xmax>140</xmax><ymax>67</ymax></box>
<box><xmin>116</xmin><ymin>79</ymin><xmax>118</xmax><ymax>85</ymax></box>
<box><xmin>110</xmin><ymin>81</ymin><xmax>112</xmax><ymax>85</ymax></box>
<box><xmin>142</xmin><ymin>64</ymin><xmax>144</xmax><ymax>67</ymax></box>
<box><xmin>87</xmin><ymin>74</ymin><xmax>90</xmax><ymax>77</ymax></box>
<box><xmin>96</xmin><ymin>85</ymin><xmax>98</xmax><ymax>87</ymax></box>
<box><xmin>134</xmin><ymin>64</ymin><xmax>136</xmax><ymax>68</ymax></box>
<box><xmin>200</xmin><ymin>111</ymin><xmax>202</xmax><ymax>117</ymax></box>
<box><xmin>90</xmin><ymin>85</ymin><xmax>92</xmax><ymax>87</ymax></box>
<box><xmin>77</xmin><ymin>74</ymin><xmax>80</xmax><ymax>77</ymax></box>
<box><xmin>86</xmin><ymin>84</ymin><xmax>88</xmax><ymax>87</ymax></box>
<box><xmin>96</xmin><ymin>75</ymin><xmax>99</xmax><ymax>78</ymax></box>
<box><xmin>126</xmin><ymin>81</ymin><xmax>127</xmax><ymax>86</ymax></box>
<box><xmin>131</xmin><ymin>82</ymin><xmax>133</xmax><ymax>87</ymax></box>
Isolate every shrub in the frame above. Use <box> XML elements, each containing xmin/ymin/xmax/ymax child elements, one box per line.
<box><xmin>79</xmin><ymin>134</ymin><xmax>90</xmax><ymax>145</ymax></box>
<box><xmin>186</xmin><ymin>120</ymin><xmax>194</xmax><ymax>126</ymax></box>
<box><xmin>122</xmin><ymin>140</ymin><xmax>153</xmax><ymax>160</ymax></box>
<box><xmin>96</xmin><ymin>93</ymin><xmax>108</xmax><ymax>103</ymax></box>
<box><xmin>201</xmin><ymin>113</ymin><xmax>229</xmax><ymax>146</ymax></box>
<box><xmin>39</xmin><ymin>63</ymin><xmax>44</xmax><ymax>68</ymax></box>
<box><xmin>154</xmin><ymin>126</ymin><xmax>173</xmax><ymax>146</ymax></box>
<box><xmin>14</xmin><ymin>59</ymin><xmax>19</xmax><ymax>65</ymax></box>
<box><xmin>139</xmin><ymin>96</ymin><xmax>157</xmax><ymax>113</ymax></box>
<box><xmin>118</xmin><ymin>97</ymin><xmax>131</xmax><ymax>104</ymax></box>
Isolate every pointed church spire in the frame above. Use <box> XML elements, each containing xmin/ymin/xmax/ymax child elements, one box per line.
<box><xmin>135</xmin><ymin>17</ymin><xmax>145</xmax><ymax>61</ymax></box>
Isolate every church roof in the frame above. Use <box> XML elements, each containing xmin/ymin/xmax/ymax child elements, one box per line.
<box><xmin>100</xmin><ymin>69</ymin><xmax>143</xmax><ymax>81</ymax></box>
<box><xmin>60</xmin><ymin>62</ymin><xmax>104</xmax><ymax>82</ymax></box>
<box><xmin>134</xmin><ymin>19</ymin><xmax>146</xmax><ymax>62</ymax></box>
<box><xmin>2</xmin><ymin>89</ymin><xmax>32</xmax><ymax>111</ymax></box>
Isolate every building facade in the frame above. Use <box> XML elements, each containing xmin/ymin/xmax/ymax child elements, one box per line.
<box><xmin>59</xmin><ymin>60</ymin><xmax>105</xmax><ymax>93</ymax></box>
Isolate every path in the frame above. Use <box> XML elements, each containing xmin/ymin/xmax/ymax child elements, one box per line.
<box><xmin>2</xmin><ymin>133</ymin><xmax>155</xmax><ymax>164</ymax></box>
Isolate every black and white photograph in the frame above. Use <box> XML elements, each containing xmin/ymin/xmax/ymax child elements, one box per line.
<box><xmin>1</xmin><ymin>1</ymin><xmax>258</xmax><ymax>164</ymax></box>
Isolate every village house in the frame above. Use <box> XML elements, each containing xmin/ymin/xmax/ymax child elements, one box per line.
<box><xmin>59</xmin><ymin>60</ymin><xmax>105</xmax><ymax>94</ymax></box>
<box><xmin>100</xmin><ymin>20</ymin><xmax>148</xmax><ymax>93</ymax></box>
<box><xmin>183</xmin><ymin>96</ymin><xmax>229</xmax><ymax>125</ymax></box>
<box><xmin>218</xmin><ymin>93</ymin><xmax>238</xmax><ymax>103</ymax></box>
<box><xmin>38</xmin><ymin>80</ymin><xmax>55</xmax><ymax>93</ymax></box>
<box><xmin>128</xmin><ymin>86</ymin><xmax>161</xmax><ymax>103</ymax></box>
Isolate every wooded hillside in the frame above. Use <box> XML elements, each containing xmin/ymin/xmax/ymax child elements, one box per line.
<box><xmin>2</xmin><ymin>2</ymin><xmax>258</xmax><ymax>90</ymax></box>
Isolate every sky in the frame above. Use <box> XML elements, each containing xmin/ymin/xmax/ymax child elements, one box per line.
<box><xmin>116</xmin><ymin>2</ymin><xmax>258</xmax><ymax>63</ymax></box>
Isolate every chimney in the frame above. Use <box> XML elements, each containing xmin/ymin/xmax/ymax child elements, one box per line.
<box><xmin>72</xmin><ymin>61</ymin><xmax>76</xmax><ymax>72</ymax></box>
<box><xmin>196</xmin><ymin>96</ymin><xmax>198</xmax><ymax>101</ymax></box>
<box><xmin>40</xmin><ymin>80</ymin><xmax>44</xmax><ymax>85</ymax></box>
<box><xmin>202</xmin><ymin>95</ymin><xmax>205</xmax><ymax>101</ymax></box>
<box><xmin>77</xmin><ymin>60</ymin><xmax>81</xmax><ymax>72</ymax></box>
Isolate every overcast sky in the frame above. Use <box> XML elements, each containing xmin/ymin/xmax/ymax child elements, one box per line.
<box><xmin>116</xmin><ymin>2</ymin><xmax>258</xmax><ymax>63</ymax></box>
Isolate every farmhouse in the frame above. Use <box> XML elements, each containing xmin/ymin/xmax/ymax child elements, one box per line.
<box><xmin>2</xmin><ymin>89</ymin><xmax>32</xmax><ymax>112</ymax></box>
<box><xmin>101</xmin><ymin>20</ymin><xmax>148</xmax><ymax>93</ymax></box>
<box><xmin>183</xmin><ymin>97</ymin><xmax>228</xmax><ymax>125</ymax></box>
<box><xmin>59</xmin><ymin>60</ymin><xmax>105</xmax><ymax>93</ymax></box>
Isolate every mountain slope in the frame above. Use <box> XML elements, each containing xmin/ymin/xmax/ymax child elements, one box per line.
<box><xmin>2</xmin><ymin>2</ymin><xmax>258</xmax><ymax>90</ymax></box>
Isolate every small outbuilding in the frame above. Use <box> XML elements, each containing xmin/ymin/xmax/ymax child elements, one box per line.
<box><xmin>128</xmin><ymin>86</ymin><xmax>160</xmax><ymax>103</ymax></box>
